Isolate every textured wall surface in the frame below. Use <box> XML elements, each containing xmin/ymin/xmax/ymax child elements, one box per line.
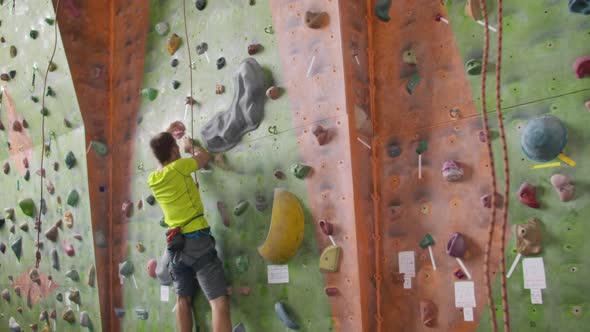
<box><xmin>0</xmin><ymin>1</ymin><xmax>101</xmax><ymax>330</ymax></box>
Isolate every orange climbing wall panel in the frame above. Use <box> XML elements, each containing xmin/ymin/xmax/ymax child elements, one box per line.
<box><xmin>270</xmin><ymin>0</ymin><xmax>372</xmax><ymax>330</ymax></box>
<box><xmin>369</xmin><ymin>1</ymin><xmax>504</xmax><ymax>331</ymax></box>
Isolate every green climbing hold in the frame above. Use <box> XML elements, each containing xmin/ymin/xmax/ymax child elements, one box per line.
<box><xmin>18</xmin><ymin>198</ymin><xmax>36</xmax><ymax>217</ymax></box>
<box><xmin>419</xmin><ymin>233</ymin><xmax>435</xmax><ymax>249</ymax></box>
<box><xmin>375</xmin><ymin>0</ymin><xmax>392</xmax><ymax>22</ymax></box>
<box><xmin>172</xmin><ymin>80</ymin><xmax>181</xmax><ymax>90</ymax></box>
<box><xmin>65</xmin><ymin>270</ymin><xmax>80</xmax><ymax>282</ymax></box>
<box><xmin>46</xmin><ymin>86</ymin><xmax>55</xmax><ymax>97</ymax></box>
<box><xmin>48</xmin><ymin>61</ymin><xmax>58</xmax><ymax>72</ymax></box>
<box><xmin>40</xmin><ymin>107</ymin><xmax>49</xmax><ymax>116</ymax></box>
<box><xmin>290</xmin><ymin>163</ymin><xmax>312</xmax><ymax>179</ymax></box>
<box><xmin>30</xmin><ymin>96</ymin><xmax>39</xmax><ymax>103</ymax></box>
<box><xmin>465</xmin><ymin>59</ymin><xmax>483</xmax><ymax>75</ymax></box>
<box><xmin>11</xmin><ymin>237</ymin><xmax>22</xmax><ymax>261</ymax></box>
<box><xmin>141</xmin><ymin>88</ymin><xmax>158</xmax><ymax>101</ymax></box>
<box><xmin>45</xmin><ymin>18</ymin><xmax>55</xmax><ymax>25</ymax></box>
<box><xmin>235</xmin><ymin>255</ymin><xmax>250</xmax><ymax>273</ymax></box>
<box><xmin>416</xmin><ymin>140</ymin><xmax>428</xmax><ymax>155</ymax></box>
<box><xmin>67</xmin><ymin>190</ymin><xmax>79</xmax><ymax>207</ymax></box>
<box><xmin>160</xmin><ymin>216</ymin><xmax>167</xmax><ymax>228</ymax></box>
<box><xmin>90</xmin><ymin>141</ymin><xmax>109</xmax><ymax>156</ymax></box>
<box><xmin>23</xmin><ymin>170</ymin><xmax>30</xmax><ymax>181</ymax></box>
<box><xmin>406</xmin><ymin>74</ymin><xmax>421</xmax><ymax>94</ymax></box>
<box><xmin>29</xmin><ymin>30</ymin><xmax>39</xmax><ymax>39</ymax></box>
<box><xmin>65</xmin><ymin>151</ymin><xmax>76</xmax><ymax>169</ymax></box>
<box><xmin>119</xmin><ymin>260</ymin><xmax>134</xmax><ymax>277</ymax></box>
<box><xmin>234</xmin><ymin>200</ymin><xmax>249</xmax><ymax>216</ymax></box>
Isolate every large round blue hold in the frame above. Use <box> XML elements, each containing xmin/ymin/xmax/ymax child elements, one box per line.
<box><xmin>520</xmin><ymin>115</ymin><xmax>567</xmax><ymax>162</ymax></box>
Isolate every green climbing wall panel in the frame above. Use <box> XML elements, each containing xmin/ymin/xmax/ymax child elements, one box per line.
<box><xmin>121</xmin><ymin>1</ymin><xmax>333</xmax><ymax>331</ymax></box>
<box><xmin>0</xmin><ymin>1</ymin><xmax>101</xmax><ymax>330</ymax></box>
<box><xmin>446</xmin><ymin>1</ymin><xmax>590</xmax><ymax>331</ymax></box>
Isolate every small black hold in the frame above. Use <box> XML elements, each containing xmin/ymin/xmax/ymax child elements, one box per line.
<box><xmin>46</xmin><ymin>86</ymin><xmax>55</xmax><ymax>97</ymax></box>
<box><xmin>195</xmin><ymin>0</ymin><xmax>207</xmax><ymax>10</ymax></box>
<box><xmin>172</xmin><ymin>80</ymin><xmax>181</xmax><ymax>90</ymax></box>
<box><xmin>31</xmin><ymin>96</ymin><xmax>39</xmax><ymax>103</ymax></box>
<box><xmin>146</xmin><ymin>195</ymin><xmax>156</xmax><ymax>206</ymax></box>
<box><xmin>216</xmin><ymin>57</ymin><xmax>226</xmax><ymax>70</ymax></box>
<box><xmin>196</xmin><ymin>42</ymin><xmax>208</xmax><ymax>55</ymax></box>
<box><xmin>387</xmin><ymin>144</ymin><xmax>401</xmax><ymax>158</ymax></box>
<box><xmin>29</xmin><ymin>30</ymin><xmax>39</xmax><ymax>39</ymax></box>
<box><xmin>8</xmin><ymin>70</ymin><xmax>16</xmax><ymax>79</ymax></box>
<box><xmin>171</xmin><ymin>58</ymin><xmax>179</xmax><ymax>67</ymax></box>
<box><xmin>40</xmin><ymin>108</ymin><xmax>49</xmax><ymax>116</ymax></box>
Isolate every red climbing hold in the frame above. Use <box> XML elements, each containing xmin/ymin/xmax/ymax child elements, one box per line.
<box><xmin>12</xmin><ymin>121</ymin><xmax>22</xmax><ymax>132</ymax></box>
<box><xmin>62</xmin><ymin>241</ymin><xmax>75</xmax><ymax>257</ymax></box>
<box><xmin>324</xmin><ymin>287</ymin><xmax>339</xmax><ymax>296</ymax></box>
<box><xmin>573</xmin><ymin>56</ymin><xmax>590</xmax><ymax>79</ymax></box>
<box><xmin>266</xmin><ymin>86</ymin><xmax>281</xmax><ymax>100</ymax></box>
<box><xmin>518</xmin><ymin>182</ymin><xmax>540</xmax><ymax>208</ymax></box>
<box><xmin>147</xmin><ymin>258</ymin><xmax>157</xmax><ymax>278</ymax></box>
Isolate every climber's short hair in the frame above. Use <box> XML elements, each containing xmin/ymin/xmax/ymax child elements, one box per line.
<box><xmin>150</xmin><ymin>132</ymin><xmax>177</xmax><ymax>164</ymax></box>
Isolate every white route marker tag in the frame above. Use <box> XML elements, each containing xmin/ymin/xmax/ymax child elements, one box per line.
<box><xmin>530</xmin><ymin>288</ymin><xmax>543</xmax><ymax>304</ymax></box>
<box><xmin>523</xmin><ymin>257</ymin><xmax>547</xmax><ymax>290</ymax></box>
<box><xmin>267</xmin><ymin>265</ymin><xmax>289</xmax><ymax>284</ymax></box>
<box><xmin>454</xmin><ymin>281</ymin><xmax>476</xmax><ymax>308</ymax></box>
<box><xmin>160</xmin><ymin>285</ymin><xmax>170</xmax><ymax>302</ymax></box>
<box><xmin>403</xmin><ymin>276</ymin><xmax>412</xmax><ymax>289</ymax></box>
<box><xmin>463</xmin><ymin>307</ymin><xmax>474</xmax><ymax>321</ymax></box>
<box><xmin>398</xmin><ymin>251</ymin><xmax>416</xmax><ymax>277</ymax></box>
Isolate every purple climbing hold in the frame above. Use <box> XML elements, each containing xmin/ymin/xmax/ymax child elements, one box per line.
<box><xmin>453</xmin><ymin>268</ymin><xmax>466</xmax><ymax>279</ymax></box>
<box><xmin>386</xmin><ymin>144</ymin><xmax>401</xmax><ymax>158</ymax></box>
<box><xmin>312</xmin><ymin>125</ymin><xmax>330</xmax><ymax>145</ymax></box>
<box><xmin>446</xmin><ymin>232</ymin><xmax>466</xmax><ymax>258</ymax></box>
<box><xmin>0</xmin><ymin>242</ymin><xmax>6</xmax><ymax>254</ymax></box>
<box><xmin>45</xmin><ymin>225</ymin><xmax>58</xmax><ymax>242</ymax></box>
<box><xmin>114</xmin><ymin>308</ymin><xmax>125</xmax><ymax>318</ymax></box>
<box><xmin>1</xmin><ymin>289</ymin><xmax>10</xmax><ymax>302</ymax></box>
<box><xmin>441</xmin><ymin>160</ymin><xmax>464</xmax><ymax>181</ymax></box>
<box><xmin>80</xmin><ymin>311</ymin><xmax>91</xmax><ymax>327</ymax></box>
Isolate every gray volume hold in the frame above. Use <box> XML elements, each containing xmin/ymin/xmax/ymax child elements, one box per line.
<box><xmin>201</xmin><ymin>58</ymin><xmax>266</xmax><ymax>153</ymax></box>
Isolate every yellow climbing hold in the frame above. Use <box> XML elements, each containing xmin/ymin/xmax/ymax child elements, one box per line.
<box><xmin>558</xmin><ymin>153</ymin><xmax>576</xmax><ymax>167</ymax></box>
<box><xmin>258</xmin><ymin>189</ymin><xmax>304</xmax><ymax>264</ymax></box>
<box><xmin>529</xmin><ymin>162</ymin><xmax>561</xmax><ymax>169</ymax></box>
<box><xmin>319</xmin><ymin>245</ymin><xmax>341</xmax><ymax>273</ymax></box>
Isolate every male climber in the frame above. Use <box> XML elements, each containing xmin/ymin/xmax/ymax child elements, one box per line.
<box><xmin>148</xmin><ymin>130</ymin><xmax>232</xmax><ymax>332</ymax></box>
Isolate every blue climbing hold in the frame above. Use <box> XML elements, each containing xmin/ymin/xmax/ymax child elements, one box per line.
<box><xmin>520</xmin><ymin>115</ymin><xmax>567</xmax><ymax>162</ymax></box>
<box><xmin>569</xmin><ymin>0</ymin><xmax>590</xmax><ymax>15</ymax></box>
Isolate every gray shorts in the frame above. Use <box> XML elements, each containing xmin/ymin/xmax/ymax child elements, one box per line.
<box><xmin>168</xmin><ymin>233</ymin><xmax>228</xmax><ymax>300</ymax></box>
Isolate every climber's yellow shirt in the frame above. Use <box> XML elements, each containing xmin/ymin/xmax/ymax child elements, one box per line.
<box><xmin>147</xmin><ymin>157</ymin><xmax>209</xmax><ymax>234</ymax></box>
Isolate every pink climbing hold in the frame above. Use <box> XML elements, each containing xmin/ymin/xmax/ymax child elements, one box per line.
<box><xmin>147</xmin><ymin>258</ymin><xmax>157</xmax><ymax>278</ymax></box>
<box><xmin>122</xmin><ymin>200</ymin><xmax>133</xmax><ymax>218</ymax></box>
<box><xmin>62</xmin><ymin>241</ymin><xmax>75</xmax><ymax>257</ymax></box>
<box><xmin>12</xmin><ymin>121</ymin><xmax>22</xmax><ymax>132</ymax></box>
<box><xmin>167</xmin><ymin>121</ymin><xmax>186</xmax><ymax>139</ymax></box>
<box><xmin>518</xmin><ymin>182</ymin><xmax>540</xmax><ymax>209</ymax></box>
<box><xmin>573</xmin><ymin>56</ymin><xmax>590</xmax><ymax>79</ymax></box>
<box><xmin>217</xmin><ymin>202</ymin><xmax>230</xmax><ymax>227</ymax></box>
<box><xmin>550</xmin><ymin>174</ymin><xmax>575</xmax><ymax>202</ymax></box>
